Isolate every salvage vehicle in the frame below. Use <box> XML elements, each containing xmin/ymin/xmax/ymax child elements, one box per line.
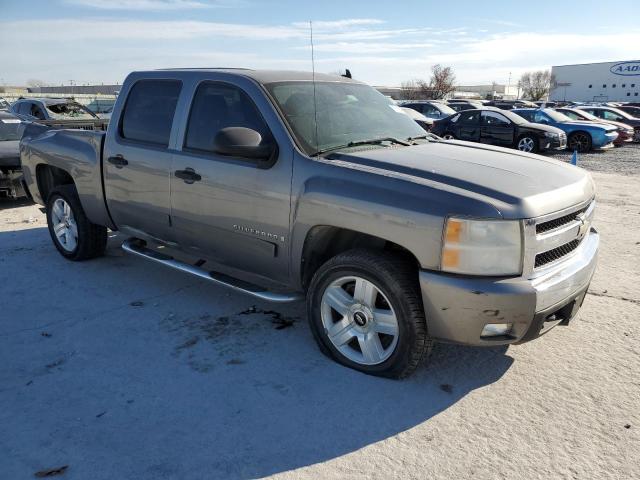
<box><xmin>556</xmin><ymin>107</ymin><xmax>634</xmax><ymax>146</ymax></box>
<box><xmin>398</xmin><ymin>106</ymin><xmax>433</xmax><ymax>131</ymax></box>
<box><xmin>575</xmin><ymin>106</ymin><xmax>640</xmax><ymax>142</ymax></box>
<box><xmin>20</xmin><ymin>69</ymin><xmax>599</xmax><ymax>378</ymax></box>
<box><xmin>399</xmin><ymin>100</ymin><xmax>456</xmax><ymax>120</ymax></box>
<box><xmin>430</xmin><ymin>107</ymin><xmax>566</xmax><ymax>153</ymax></box>
<box><xmin>0</xmin><ymin>110</ymin><xmax>24</xmax><ymax>198</ymax></box>
<box><xmin>512</xmin><ymin>108</ymin><xmax>618</xmax><ymax>152</ymax></box>
<box><xmin>11</xmin><ymin>98</ymin><xmax>98</xmax><ymax>121</ymax></box>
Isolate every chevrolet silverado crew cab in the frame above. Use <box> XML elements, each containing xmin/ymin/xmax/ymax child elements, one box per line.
<box><xmin>20</xmin><ymin>69</ymin><xmax>599</xmax><ymax>378</ymax></box>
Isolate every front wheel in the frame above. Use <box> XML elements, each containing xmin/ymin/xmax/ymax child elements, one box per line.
<box><xmin>307</xmin><ymin>249</ymin><xmax>432</xmax><ymax>378</ymax></box>
<box><xmin>46</xmin><ymin>186</ymin><xmax>107</xmax><ymax>261</ymax></box>
<box><xmin>516</xmin><ymin>135</ymin><xmax>538</xmax><ymax>153</ymax></box>
<box><xmin>568</xmin><ymin>132</ymin><xmax>592</xmax><ymax>152</ymax></box>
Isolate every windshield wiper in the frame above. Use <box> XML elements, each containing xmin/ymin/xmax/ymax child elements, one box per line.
<box><xmin>407</xmin><ymin>133</ymin><xmax>440</xmax><ymax>142</ymax></box>
<box><xmin>314</xmin><ymin>136</ymin><xmax>411</xmax><ymax>156</ymax></box>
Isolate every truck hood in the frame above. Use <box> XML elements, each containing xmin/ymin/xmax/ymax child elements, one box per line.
<box><xmin>327</xmin><ymin>140</ymin><xmax>594</xmax><ymax>219</ymax></box>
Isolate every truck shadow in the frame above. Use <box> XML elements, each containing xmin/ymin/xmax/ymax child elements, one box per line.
<box><xmin>1</xmin><ymin>227</ymin><xmax>514</xmax><ymax>479</ymax></box>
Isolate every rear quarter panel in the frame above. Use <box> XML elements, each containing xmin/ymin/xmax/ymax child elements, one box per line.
<box><xmin>20</xmin><ymin>126</ymin><xmax>114</xmax><ymax>229</ymax></box>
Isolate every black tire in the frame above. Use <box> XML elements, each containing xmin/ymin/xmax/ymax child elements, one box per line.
<box><xmin>516</xmin><ymin>134</ymin><xmax>538</xmax><ymax>153</ymax></box>
<box><xmin>46</xmin><ymin>185</ymin><xmax>107</xmax><ymax>261</ymax></box>
<box><xmin>442</xmin><ymin>133</ymin><xmax>456</xmax><ymax>140</ymax></box>
<box><xmin>568</xmin><ymin>131</ymin><xmax>592</xmax><ymax>153</ymax></box>
<box><xmin>307</xmin><ymin>249</ymin><xmax>432</xmax><ymax>379</ymax></box>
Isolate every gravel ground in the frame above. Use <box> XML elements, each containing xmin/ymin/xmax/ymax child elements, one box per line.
<box><xmin>0</xmin><ymin>145</ymin><xmax>638</xmax><ymax>479</ymax></box>
<box><xmin>549</xmin><ymin>142</ymin><xmax>640</xmax><ymax>175</ymax></box>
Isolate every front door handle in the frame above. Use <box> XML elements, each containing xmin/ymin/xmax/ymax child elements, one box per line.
<box><xmin>175</xmin><ymin>168</ymin><xmax>202</xmax><ymax>184</ymax></box>
<box><xmin>107</xmin><ymin>155</ymin><xmax>128</xmax><ymax>168</ymax></box>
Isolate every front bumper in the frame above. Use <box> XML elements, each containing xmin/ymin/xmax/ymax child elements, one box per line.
<box><xmin>544</xmin><ymin>135</ymin><xmax>567</xmax><ymax>151</ymax></box>
<box><xmin>418</xmin><ymin>228</ymin><xmax>599</xmax><ymax>346</ymax></box>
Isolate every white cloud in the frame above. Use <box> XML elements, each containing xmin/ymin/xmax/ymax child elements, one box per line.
<box><xmin>63</xmin><ymin>0</ymin><xmax>241</xmax><ymax>10</ymax></box>
<box><xmin>297</xmin><ymin>42</ymin><xmax>436</xmax><ymax>53</ymax></box>
<box><xmin>291</xmin><ymin>19</ymin><xmax>384</xmax><ymax>30</ymax></box>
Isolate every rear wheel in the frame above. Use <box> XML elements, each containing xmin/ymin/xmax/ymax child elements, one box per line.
<box><xmin>516</xmin><ymin>135</ymin><xmax>538</xmax><ymax>153</ymax></box>
<box><xmin>442</xmin><ymin>133</ymin><xmax>456</xmax><ymax>140</ymax></box>
<box><xmin>46</xmin><ymin>186</ymin><xmax>107</xmax><ymax>261</ymax></box>
<box><xmin>568</xmin><ymin>132</ymin><xmax>592</xmax><ymax>152</ymax></box>
<box><xmin>307</xmin><ymin>249</ymin><xmax>432</xmax><ymax>378</ymax></box>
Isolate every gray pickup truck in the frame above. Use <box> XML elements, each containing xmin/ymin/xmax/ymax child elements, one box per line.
<box><xmin>20</xmin><ymin>69</ymin><xmax>599</xmax><ymax>378</ymax></box>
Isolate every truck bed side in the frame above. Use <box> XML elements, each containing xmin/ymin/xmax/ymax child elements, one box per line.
<box><xmin>20</xmin><ymin>124</ymin><xmax>115</xmax><ymax>229</ymax></box>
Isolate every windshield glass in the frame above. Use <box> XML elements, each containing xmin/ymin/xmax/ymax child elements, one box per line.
<box><xmin>265</xmin><ymin>81</ymin><xmax>425</xmax><ymax>155</ymax></box>
<box><xmin>564</xmin><ymin>109</ymin><xmax>597</xmax><ymax>121</ymax></box>
<box><xmin>436</xmin><ymin>103</ymin><xmax>456</xmax><ymax>115</ymax></box>
<box><xmin>46</xmin><ymin>102</ymin><xmax>97</xmax><ymax>119</ymax></box>
<box><xmin>543</xmin><ymin>108</ymin><xmax>572</xmax><ymax>122</ymax></box>
<box><xmin>0</xmin><ymin>115</ymin><xmax>21</xmax><ymax>141</ymax></box>
<box><xmin>499</xmin><ymin>109</ymin><xmax>527</xmax><ymax>124</ymax></box>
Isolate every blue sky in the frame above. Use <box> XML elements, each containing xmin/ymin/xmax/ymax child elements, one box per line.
<box><xmin>1</xmin><ymin>0</ymin><xmax>639</xmax><ymax>87</ymax></box>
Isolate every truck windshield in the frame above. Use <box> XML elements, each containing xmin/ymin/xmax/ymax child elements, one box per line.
<box><xmin>265</xmin><ymin>81</ymin><xmax>425</xmax><ymax>156</ymax></box>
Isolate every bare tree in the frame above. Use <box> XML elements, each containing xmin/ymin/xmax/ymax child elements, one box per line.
<box><xmin>428</xmin><ymin>64</ymin><xmax>456</xmax><ymax>99</ymax></box>
<box><xmin>26</xmin><ymin>79</ymin><xmax>48</xmax><ymax>88</ymax></box>
<box><xmin>518</xmin><ymin>70</ymin><xmax>555</xmax><ymax>101</ymax></box>
<box><xmin>400</xmin><ymin>80</ymin><xmax>425</xmax><ymax>100</ymax></box>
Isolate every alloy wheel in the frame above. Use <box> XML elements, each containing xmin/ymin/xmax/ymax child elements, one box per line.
<box><xmin>51</xmin><ymin>198</ymin><xmax>78</xmax><ymax>252</ymax></box>
<box><xmin>569</xmin><ymin>133</ymin><xmax>590</xmax><ymax>152</ymax></box>
<box><xmin>320</xmin><ymin>276</ymin><xmax>399</xmax><ymax>365</ymax></box>
<box><xmin>517</xmin><ymin>137</ymin><xmax>535</xmax><ymax>152</ymax></box>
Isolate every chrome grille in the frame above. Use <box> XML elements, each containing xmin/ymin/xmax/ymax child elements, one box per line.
<box><xmin>524</xmin><ymin>199</ymin><xmax>595</xmax><ymax>275</ymax></box>
<box><xmin>536</xmin><ymin>205</ymin><xmax>589</xmax><ymax>234</ymax></box>
<box><xmin>535</xmin><ymin>239</ymin><xmax>581</xmax><ymax>268</ymax></box>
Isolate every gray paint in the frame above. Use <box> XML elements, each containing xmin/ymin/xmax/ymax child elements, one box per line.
<box><xmin>19</xmin><ymin>68</ymin><xmax>599</xmax><ymax>346</ymax></box>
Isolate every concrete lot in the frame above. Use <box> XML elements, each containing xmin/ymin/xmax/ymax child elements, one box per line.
<box><xmin>1</xmin><ymin>147</ymin><xmax>639</xmax><ymax>479</ymax></box>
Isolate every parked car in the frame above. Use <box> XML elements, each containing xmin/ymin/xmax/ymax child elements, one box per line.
<box><xmin>10</xmin><ymin>98</ymin><xmax>99</xmax><ymax>122</ymax></box>
<box><xmin>555</xmin><ymin>107</ymin><xmax>634</xmax><ymax>146</ymax></box>
<box><xmin>616</xmin><ymin>105</ymin><xmax>640</xmax><ymax>118</ymax></box>
<box><xmin>487</xmin><ymin>100</ymin><xmax>537</xmax><ymax>110</ymax></box>
<box><xmin>398</xmin><ymin>106</ymin><xmax>433</xmax><ymax>131</ymax></box>
<box><xmin>0</xmin><ymin>110</ymin><xmax>24</xmax><ymax>198</ymax></box>
<box><xmin>20</xmin><ymin>69</ymin><xmax>598</xmax><ymax>378</ymax></box>
<box><xmin>85</xmin><ymin>98</ymin><xmax>116</xmax><ymax>120</ymax></box>
<box><xmin>430</xmin><ymin>107</ymin><xmax>566</xmax><ymax>153</ymax></box>
<box><xmin>399</xmin><ymin>100</ymin><xmax>456</xmax><ymax>120</ymax></box>
<box><xmin>447</xmin><ymin>99</ymin><xmax>484</xmax><ymax>111</ymax></box>
<box><xmin>512</xmin><ymin>108</ymin><xmax>618</xmax><ymax>152</ymax></box>
<box><xmin>575</xmin><ymin>106</ymin><xmax>640</xmax><ymax>142</ymax></box>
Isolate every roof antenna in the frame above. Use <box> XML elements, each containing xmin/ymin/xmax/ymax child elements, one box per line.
<box><xmin>309</xmin><ymin>20</ymin><xmax>320</xmax><ymax>156</ymax></box>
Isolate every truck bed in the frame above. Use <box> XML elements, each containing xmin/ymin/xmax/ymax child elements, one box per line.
<box><xmin>20</xmin><ymin>123</ymin><xmax>113</xmax><ymax>228</ymax></box>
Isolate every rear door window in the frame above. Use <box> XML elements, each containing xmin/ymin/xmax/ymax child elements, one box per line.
<box><xmin>120</xmin><ymin>80</ymin><xmax>182</xmax><ymax>146</ymax></box>
<box><xmin>459</xmin><ymin>111</ymin><xmax>480</xmax><ymax>125</ymax></box>
<box><xmin>184</xmin><ymin>82</ymin><xmax>272</xmax><ymax>155</ymax></box>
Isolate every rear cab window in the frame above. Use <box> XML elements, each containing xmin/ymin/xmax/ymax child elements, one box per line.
<box><xmin>120</xmin><ymin>79</ymin><xmax>182</xmax><ymax>146</ymax></box>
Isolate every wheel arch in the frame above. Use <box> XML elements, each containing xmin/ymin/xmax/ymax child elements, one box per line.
<box><xmin>298</xmin><ymin>225</ymin><xmax>420</xmax><ymax>291</ymax></box>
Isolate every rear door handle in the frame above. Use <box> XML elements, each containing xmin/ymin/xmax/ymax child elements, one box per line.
<box><xmin>107</xmin><ymin>155</ymin><xmax>128</xmax><ymax>168</ymax></box>
<box><xmin>175</xmin><ymin>168</ymin><xmax>202</xmax><ymax>184</ymax></box>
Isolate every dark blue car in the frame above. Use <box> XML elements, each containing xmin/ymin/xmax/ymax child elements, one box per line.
<box><xmin>512</xmin><ymin>108</ymin><xmax>618</xmax><ymax>152</ymax></box>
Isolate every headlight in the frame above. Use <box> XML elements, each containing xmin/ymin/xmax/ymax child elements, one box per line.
<box><xmin>441</xmin><ymin>218</ymin><xmax>522</xmax><ymax>275</ymax></box>
<box><xmin>544</xmin><ymin>131</ymin><xmax>559</xmax><ymax>138</ymax></box>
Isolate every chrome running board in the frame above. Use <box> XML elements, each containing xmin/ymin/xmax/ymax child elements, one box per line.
<box><xmin>122</xmin><ymin>238</ymin><xmax>303</xmax><ymax>303</ymax></box>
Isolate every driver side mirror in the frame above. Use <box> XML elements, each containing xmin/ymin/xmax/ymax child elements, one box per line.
<box><xmin>213</xmin><ymin>127</ymin><xmax>275</xmax><ymax>161</ymax></box>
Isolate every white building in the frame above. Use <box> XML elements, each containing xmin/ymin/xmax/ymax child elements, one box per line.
<box><xmin>550</xmin><ymin>60</ymin><xmax>640</xmax><ymax>102</ymax></box>
<box><xmin>453</xmin><ymin>84</ymin><xmax>519</xmax><ymax>100</ymax></box>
